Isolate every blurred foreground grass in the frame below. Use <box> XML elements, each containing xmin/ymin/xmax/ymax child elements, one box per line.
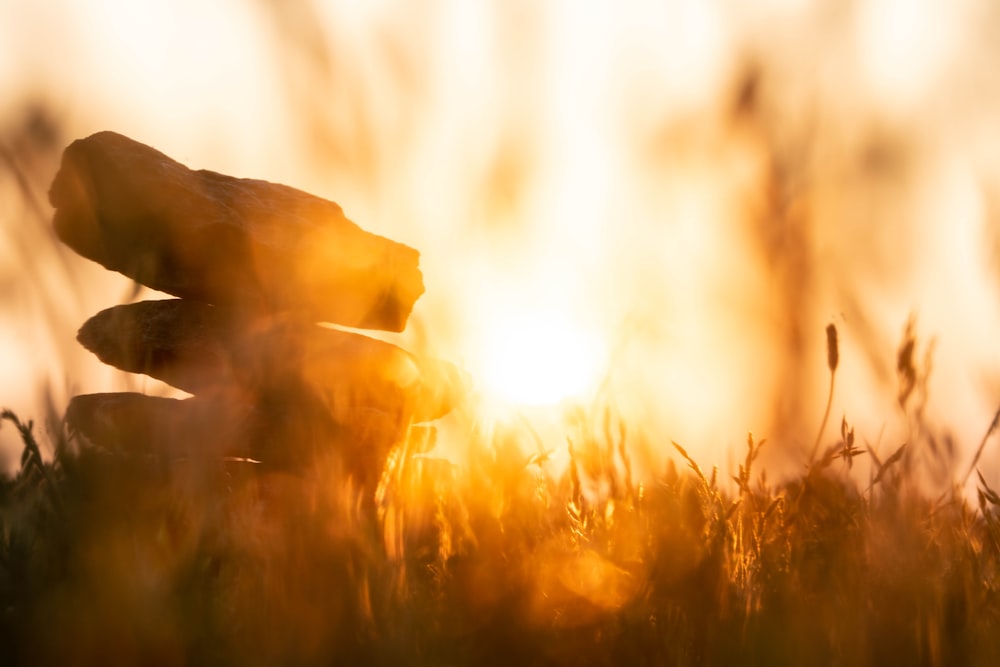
<box><xmin>2</xmin><ymin>344</ymin><xmax>1000</xmax><ymax>667</ymax></box>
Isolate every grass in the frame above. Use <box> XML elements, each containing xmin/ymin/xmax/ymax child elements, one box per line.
<box><xmin>2</xmin><ymin>326</ymin><xmax>1000</xmax><ymax>666</ymax></box>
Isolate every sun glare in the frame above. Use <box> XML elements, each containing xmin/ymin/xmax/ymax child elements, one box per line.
<box><xmin>475</xmin><ymin>310</ymin><xmax>605</xmax><ymax>407</ymax></box>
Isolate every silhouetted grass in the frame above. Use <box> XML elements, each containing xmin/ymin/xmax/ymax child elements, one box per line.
<box><xmin>2</xmin><ymin>327</ymin><xmax>1000</xmax><ymax>666</ymax></box>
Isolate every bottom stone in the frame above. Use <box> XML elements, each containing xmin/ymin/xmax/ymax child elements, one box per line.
<box><xmin>64</xmin><ymin>391</ymin><xmax>415</xmax><ymax>483</ymax></box>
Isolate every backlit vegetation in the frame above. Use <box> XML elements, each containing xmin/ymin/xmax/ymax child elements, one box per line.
<box><xmin>2</xmin><ymin>326</ymin><xmax>1000</xmax><ymax>666</ymax></box>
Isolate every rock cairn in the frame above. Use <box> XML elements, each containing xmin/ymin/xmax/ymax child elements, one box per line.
<box><xmin>50</xmin><ymin>131</ymin><xmax>458</xmax><ymax>482</ymax></box>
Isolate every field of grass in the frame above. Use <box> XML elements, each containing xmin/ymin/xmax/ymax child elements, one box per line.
<box><xmin>2</xmin><ymin>328</ymin><xmax>1000</xmax><ymax>667</ymax></box>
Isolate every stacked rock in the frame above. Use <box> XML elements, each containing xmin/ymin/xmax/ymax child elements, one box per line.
<box><xmin>49</xmin><ymin>131</ymin><xmax>457</xmax><ymax>483</ymax></box>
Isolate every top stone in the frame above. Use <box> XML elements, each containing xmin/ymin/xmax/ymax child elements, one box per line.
<box><xmin>49</xmin><ymin>131</ymin><xmax>424</xmax><ymax>331</ymax></box>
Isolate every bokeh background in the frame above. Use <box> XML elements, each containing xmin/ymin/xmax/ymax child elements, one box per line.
<box><xmin>3</xmin><ymin>0</ymin><xmax>1000</xmax><ymax>487</ymax></box>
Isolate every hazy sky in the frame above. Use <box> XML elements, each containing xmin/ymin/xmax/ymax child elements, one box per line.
<box><xmin>2</xmin><ymin>0</ymin><xmax>1000</xmax><ymax>487</ymax></box>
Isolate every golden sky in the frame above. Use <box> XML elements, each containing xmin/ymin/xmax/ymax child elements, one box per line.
<box><xmin>2</xmin><ymin>0</ymin><xmax>1000</xmax><ymax>486</ymax></box>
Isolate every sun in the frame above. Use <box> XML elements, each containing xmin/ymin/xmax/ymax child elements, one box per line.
<box><xmin>475</xmin><ymin>310</ymin><xmax>606</xmax><ymax>406</ymax></box>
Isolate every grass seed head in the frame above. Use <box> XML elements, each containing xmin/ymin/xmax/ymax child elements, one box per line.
<box><xmin>825</xmin><ymin>323</ymin><xmax>839</xmax><ymax>373</ymax></box>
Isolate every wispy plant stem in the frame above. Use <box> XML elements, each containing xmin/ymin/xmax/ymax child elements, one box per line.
<box><xmin>961</xmin><ymin>404</ymin><xmax>1000</xmax><ymax>488</ymax></box>
<box><xmin>810</xmin><ymin>324</ymin><xmax>839</xmax><ymax>464</ymax></box>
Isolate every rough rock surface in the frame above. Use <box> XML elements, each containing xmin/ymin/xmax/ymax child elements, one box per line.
<box><xmin>65</xmin><ymin>391</ymin><xmax>415</xmax><ymax>479</ymax></box>
<box><xmin>65</xmin><ymin>392</ymin><xmax>255</xmax><ymax>459</ymax></box>
<box><xmin>77</xmin><ymin>299</ymin><xmax>460</xmax><ymax>423</ymax></box>
<box><xmin>50</xmin><ymin>131</ymin><xmax>424</xmax><ymax>331</ymax></box>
